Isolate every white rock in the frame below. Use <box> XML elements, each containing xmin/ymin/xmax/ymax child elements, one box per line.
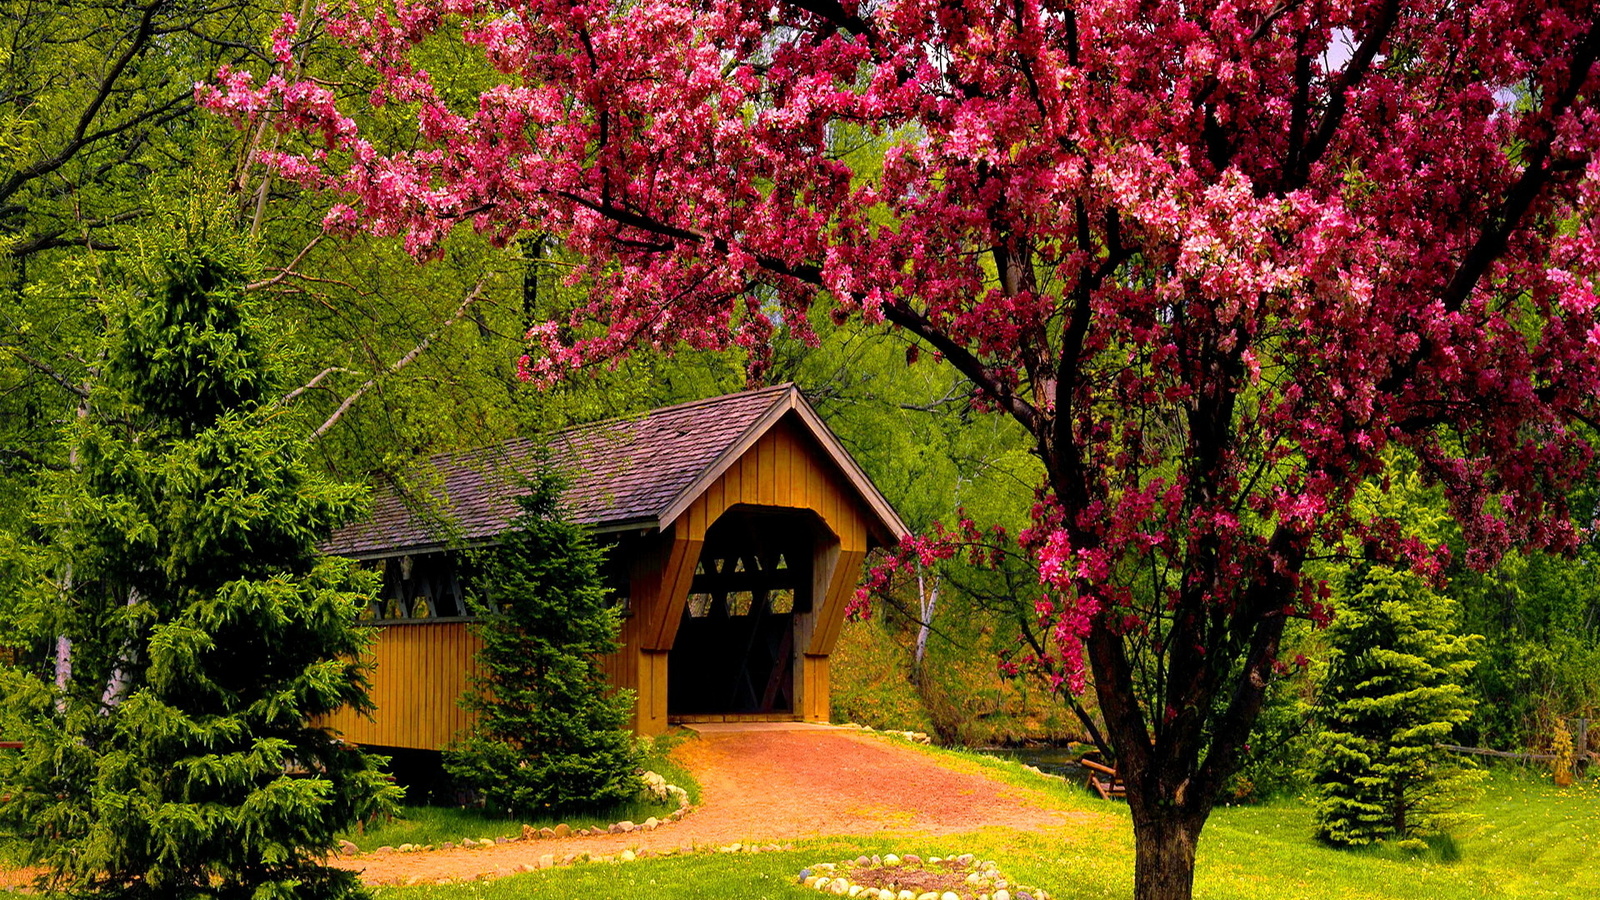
<box><xmin>994</xmin><ymin>891</ymin><xmax>1011</xmax><ymax>900</ymax></box>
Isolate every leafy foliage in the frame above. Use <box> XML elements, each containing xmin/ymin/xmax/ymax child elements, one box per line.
<box><xmin>444</xmin><ymin>473</ymin><xmax>641</xmax><ymax>816</ymax></box>
<box><xmin>0</xmin><ymin>246</ymin><xmax>398</xmax><ymax>898</ymax></box>
<box><xmin>207</xmin><ymin>3</ymin><xmax>1600</xmax><ymax>897</ymax></box>
<box><xmin>1308</xmin><ymin>567</ymin><xmax>1483</xmax><ymax>846</ymax></box>
<box><xmin>1449</xmin><ymin>521</ymin><xmax>1600</xmax><ymax>749</ymax></box>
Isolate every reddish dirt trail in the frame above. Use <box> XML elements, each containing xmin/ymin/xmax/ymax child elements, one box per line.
<box><xmin>337</xmin><ymin>725</ymin><xmax>1099</xmax><ymax>886</ymax></box>
<box><xmin>0</xmin><ymin>725</ymin><xmax>1102</xmax><ymax>890</ymax></box>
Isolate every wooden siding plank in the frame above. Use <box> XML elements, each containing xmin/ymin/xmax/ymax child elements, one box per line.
<box><xmin>323</xmin><ymin>622</ymin><xmax>482</xmax><ymax>750</ymax></box>
<box><xmin>740</xmin><ymin>448</ymin><xmax>757</xmax><ymax>504</ymax></box>
<box><xmin>758</xmin><ymin>434</ymin><xmax>776</xmax><ymax>505</ymax></box>
<box><xmin>775</xmin><ymin>426</ymin><xmax>795</xmax><ymax>506</ymax></box>
<box><xmin>707</xmin><ymin>476</ymin><xmax>725</xmax><ymax>524</ymax></box>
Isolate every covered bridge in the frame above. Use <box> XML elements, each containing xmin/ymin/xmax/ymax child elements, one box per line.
<box><xmin>320</xmin><ymin>384</ymin><xmax>909</xmax><ymax>749</ymax></box>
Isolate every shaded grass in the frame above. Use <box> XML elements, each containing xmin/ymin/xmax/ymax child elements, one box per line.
<box><xmin>341</xmin><ymin>732</ymin><xmax>704</xmax><ymax>852</ymax></box>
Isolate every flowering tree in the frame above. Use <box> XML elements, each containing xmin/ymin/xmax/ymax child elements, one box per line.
<box><xmin>203</xmin><ymin>2</ymin><xmax>1600</xmax><ymax>897</ymax></box>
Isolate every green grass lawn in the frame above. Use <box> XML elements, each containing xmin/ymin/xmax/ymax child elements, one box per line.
<box><xmin>372</xmin><ymin>756</ymin><xmax>1597</xmax><ymax>900</ymax></box>
<box><xmin>4</xmin><ymin>746</ymin><xmax>1592</xmax><ymax>899</ymax></box>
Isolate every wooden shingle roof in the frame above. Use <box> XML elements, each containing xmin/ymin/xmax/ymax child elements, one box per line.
<box><xmin>323</xmin><ymin>383</ymin><xmax>908</xmax><ymax>557</ymax></box>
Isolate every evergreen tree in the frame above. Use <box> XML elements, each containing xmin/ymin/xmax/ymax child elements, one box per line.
<box><xmin>444</xmin><ymin>473</ymin><xmax>640</xmax><ymax>815</ymax></box>
<box><xmin>0</xmin><ymin>246</ymin><xmax>397</xmax><ymax>899</ymax></box>
<box><xmin>1309</xmin><ymin>566</ymin><xmax>1483</xmax><ymax>846</ymax></box>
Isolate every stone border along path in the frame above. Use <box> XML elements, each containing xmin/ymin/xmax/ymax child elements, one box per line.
<box><xmin>337</xmin><ymin>771</ymin><xmax>695</xmax><ymax>857</ymax></box>
<box><xmin>335</xmin><ymin>723</ymin><xmax>1109</xmax><ymax>887</ymax></box>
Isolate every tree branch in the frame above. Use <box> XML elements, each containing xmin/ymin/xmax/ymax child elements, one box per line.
<box><xmin>0</xmin><ymin>0</ymin><xmax>168</xmax><ymax>205</ymax></box>
<box><xmin>1</xmin><ymin>346</ymin><xmax>89</xmax><ymax>398</ymax></box>
<box><xmin>311</xmin><ymin>281</ymin><xmax>486</xmax><ymax>439</ymax></box>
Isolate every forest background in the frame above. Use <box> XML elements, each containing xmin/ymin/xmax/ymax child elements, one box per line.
<box><xmin>0</xmin><ymin>0</ymin><xmax>1595</xmax><ymax>800</ymax></box>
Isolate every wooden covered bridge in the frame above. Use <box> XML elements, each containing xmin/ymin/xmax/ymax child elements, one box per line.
<box><xmin>320</xmin><ymin>384</ymin><xmax>909</xmax><ymax>750</ymax></box>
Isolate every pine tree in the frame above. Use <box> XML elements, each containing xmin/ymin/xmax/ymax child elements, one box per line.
<box><xmin>443</xmin><ymin>473</ymin><xmax>640</xmax><ymax>815</ymax></box>
<box><xmin>1309</xmin><ymin>566</ymin><xmax>1483</xmax><ymax>846</ymax></box>
<box><xmin>0</xmin><ymin>246</ymin><xmax>398</xmax><ymax>899</ymax></box>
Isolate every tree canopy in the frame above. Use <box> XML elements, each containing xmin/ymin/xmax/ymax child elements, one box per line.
<box><xmin>204</xmin><ymin>3</ymin><xmax>1600</xmax><ymax>899</ymax></box>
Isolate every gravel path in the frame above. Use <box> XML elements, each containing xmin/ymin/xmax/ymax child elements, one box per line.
<box><xmin>338</xmin><ymin>724</ymin><xmax>1098</xmax><ymax>886</ymax></box>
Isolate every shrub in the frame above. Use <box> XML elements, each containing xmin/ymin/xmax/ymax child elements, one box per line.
<box><xmin>443</xmin><ymin>473</ymin><xmax>640</xmax><ymax>815</ymax></box>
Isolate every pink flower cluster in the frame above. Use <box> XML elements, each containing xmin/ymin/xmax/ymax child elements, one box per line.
<box><xmin>203</xmin><ymin>0</ymin><xmax>1600</xmax><ymax>695</ymax></box>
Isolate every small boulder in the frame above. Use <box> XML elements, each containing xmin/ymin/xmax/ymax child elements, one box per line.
<box><xmin>539</xmin><ymin>827</ymin><xmax>556</xmax><ymax>839</ymax></box>
<box><xmin>620</xmin><ymin>849</ymin><xmax>636</xmax><ymax>862</ymax></box>
<box><xmin>539</xmin><ymin>854</ymin><xmax>555</xmax><ymax>868</ymax></box>
<box><xmin>553</xmin><ymin>823</ymin><xmax>571</xmax><ymax>838</ymax></box>
<box><xmin>337</xmin><ymin>840</ymin><xmax>360</xmax><ymax>855</ymax></box>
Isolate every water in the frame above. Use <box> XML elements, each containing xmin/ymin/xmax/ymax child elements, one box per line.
<box><xmin>979</xmin><ymin>745</ymin><xmax>1090</xmax><ymax>778</ymax></box>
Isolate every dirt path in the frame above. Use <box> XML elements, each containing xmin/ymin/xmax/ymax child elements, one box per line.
<box><xmin>0</xmin><ymin>725</ymin><xmax>1103</xmax><ymax>890</ymax></box>
<box><xmin>339</xmin><ymin>724</ymin><xmax>1100</xmax><ymax>886</ymax></box>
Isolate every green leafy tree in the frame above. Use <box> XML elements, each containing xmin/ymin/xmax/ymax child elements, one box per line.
<box><xmin>0</xmin><ymin>246</ymin><xmax>397</xmax><ymax>899</ymax></box>
<box><xmin>444</xmin><ymin>472</ymin><xmax>640</xmax><ymax>815</ymax></box>
<box><xmin>1309</xmin><ymin>565</ymin><xmax>1483</xmax><ymax>846</ymax></box>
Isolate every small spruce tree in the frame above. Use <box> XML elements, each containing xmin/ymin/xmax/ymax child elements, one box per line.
<box><xmin>444</xmin><ymin>473</ymin><xmax>640</xmax><ymax>815</ymax></box>
<box><xmin>0</xmin><ymin>247</ymin><xmax>398</xmax><ymax>899</ymax></box>
<box><xmin>1309</xmin><ymin>565</ymin><xmax>1483</xmax><ymax>846</ymax></box>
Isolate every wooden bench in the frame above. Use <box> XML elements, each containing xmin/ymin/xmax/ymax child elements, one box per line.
<box><xmin>1080</xmin><ymin>757</ymin><xmax>1126</xmax><ymax>801</ymax></box>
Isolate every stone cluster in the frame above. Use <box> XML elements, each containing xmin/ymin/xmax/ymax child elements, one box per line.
<box><xmin>348</xmin><ymin>771</ymin><xmax>692</xmax><ymax>856</ymax></box>
<box><xmin>838</xmin><ymin>723</ymin><xmax>933</xmax><ymax>745</ymax></box>
<box><xmin>796</xmin><ymin>853</ymin><xmax>1049</xmax><ymax>900</ymax></box>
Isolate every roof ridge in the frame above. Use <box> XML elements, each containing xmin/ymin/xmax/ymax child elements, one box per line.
<box><xmin>375</xmin><ymin>385</ymin><xmax>796</xmax><ymax>483</ymax></box>
<box><xmin>546</xmin><ymin>382</ymin><xmax>795</xmax><ymax>438</ymax></box>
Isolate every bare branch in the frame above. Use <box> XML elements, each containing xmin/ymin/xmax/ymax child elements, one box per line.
<box><xmin>278</xmin><ymin>365</ymin><xmax>354</xmax><ymax>405</ymax></box>
<box><xmin>0</xmin><ymin>0</ymin><xmax>169</xmax><ymax>205</ymax></box>
<box><xmin>311</xmin><ymin>281</ymin><xmax>487</xmax><ymax>439</ymax></box>
<box><xmin>246</xmin><ymin>234</ymin><xmax>325</xmax><ymax>291</ymax></box>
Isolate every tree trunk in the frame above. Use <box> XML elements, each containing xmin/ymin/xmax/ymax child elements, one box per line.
<box><xmin>913</xmin><ymin>563</ymin><xmax>937</xmax><ymax>669</ymax></box>
<box><xmin>1132</xmin><ymin>811</ymin><xmax>1206</xmax><ymax>900</ymax></box>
